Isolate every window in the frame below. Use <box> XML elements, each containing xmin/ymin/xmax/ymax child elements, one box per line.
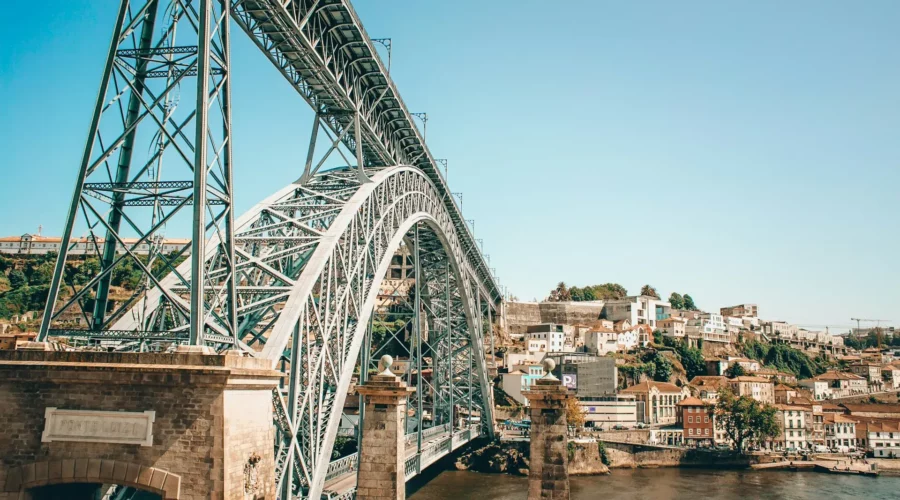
<box><xmin>689</xmin><ymin>428</ymin><xmax>694</xmax><ymax>436</ymax></box>
<box><xmin>688</xmin><ymin>416</ymin><xmax>693</xmax><ymax>423</ymax></box>
<box><xmin>705</xmin><ymin>416</ymin><xmax>709</xmax><ymax>423</ymax></box>
<box><xmin>705</xmin><ymin>428</ymin><xmax>710</xmax><ymax>435</ymax></box>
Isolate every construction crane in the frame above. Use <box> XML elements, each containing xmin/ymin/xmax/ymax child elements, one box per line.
<box><xmin>850</xmin><ymin>318</ymin><xmax>892</xmax><ymax>334</ymax></box>
<box><xmin>796</xmin><ymin>324</ymin><xmax>855</xmax><ymax>335</ymax></box>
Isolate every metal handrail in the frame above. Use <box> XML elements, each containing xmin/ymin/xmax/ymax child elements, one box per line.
<box><xmin>325</xmin><ymin>453</ymin><xmax>358</xmax><ymax>483</ymax></box>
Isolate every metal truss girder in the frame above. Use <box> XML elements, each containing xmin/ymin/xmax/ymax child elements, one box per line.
<box><xmin>38</xmin><ymin>0</ymin><xmax>238</xmax><ymax>345</ymax></box>
<box><xmin>116</xmin><ymin>166</ymin><xmax>494</xmax><ymax>499</ymax></box>
<box><xmin>229</xmin><ymin>0</ymin><xmax>500</xmax><ymax>306</ymax></box>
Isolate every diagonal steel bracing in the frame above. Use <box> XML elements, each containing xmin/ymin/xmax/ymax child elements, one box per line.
<box><xmin>39</xmin><ymin>1</ymin><xmax>501</xmax><ymax>498</ymax></box>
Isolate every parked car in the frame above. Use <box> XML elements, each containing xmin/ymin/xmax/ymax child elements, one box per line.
<box><xmin>813</xmin><ymin>445</ymin><xmax>829</xmax><ymax>453</ymax></box>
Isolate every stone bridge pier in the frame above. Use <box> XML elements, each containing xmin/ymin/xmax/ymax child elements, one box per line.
<box><xmin>0</xmin><ymin>347</ymin><xmax>282</xmax><ymax>500</ymax></box>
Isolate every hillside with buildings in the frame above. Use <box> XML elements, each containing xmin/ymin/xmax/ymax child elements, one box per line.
<box><xmin>0</xmin><ymin>233</ymin><xmax>189</xmax><ymax>335</ymax></box>
<box><xmin>496</xmin><ymin>290</ymin><xmax>900</xmax><ymax>458</ymax></box>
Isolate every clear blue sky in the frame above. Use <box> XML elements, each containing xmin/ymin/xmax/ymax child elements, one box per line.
<box><xmin>1</xmin><ymin>1</ymin><xmax>897</xmax><ymax>329</ymax></box>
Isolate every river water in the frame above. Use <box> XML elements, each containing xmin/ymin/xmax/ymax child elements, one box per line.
<box><xmin>409</xmin><ymin>468</ymin><xmax>900</xmax><ymax>500</ymax></box>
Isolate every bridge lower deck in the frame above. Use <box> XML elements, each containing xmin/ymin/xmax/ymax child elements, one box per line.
<box><xmin>322</xmin><ymin>424</ymin><xmax>482</xmax><ymax>499</ymax></box>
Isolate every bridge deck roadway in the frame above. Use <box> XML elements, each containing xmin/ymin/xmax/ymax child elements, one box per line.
<box><xmin>322</xmin><ymin>426</ymin><xmax>479</xmax><ymax>498</ymax></box>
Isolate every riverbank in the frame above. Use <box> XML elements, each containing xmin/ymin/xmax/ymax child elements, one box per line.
<box><xmin>455</xmin><ymin>439</ymin><xmax>754</xmax><ymax>475</ymax></box>
<box><xmin>454</xmin><ymin>440</ymin><xmax>610</xmax><ymax>475</ymax></box>
<box><xmin>455</xmin><ymin>439</ymin><xmax>900</xmax><ymax>478</ymax></box>
<box><xmin>410</xmin><ymin>468</ymin><xmax>900</xmax><ymax>500</ymax></box>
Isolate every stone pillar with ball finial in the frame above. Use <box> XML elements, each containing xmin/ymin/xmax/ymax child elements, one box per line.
<box><xmin>523</xmin><ymin>357</ymin><xmax>572</xmax><ymax>500</ymax></box>
<box><xmin>355</xmin><ymin>354</ymin><xmax>416</xmax><ymax>500</ymax></box>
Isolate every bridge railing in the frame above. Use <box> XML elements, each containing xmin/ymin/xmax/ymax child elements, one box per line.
<box><xmin>325</xmin><ymin>423</ymin><xmax>480</xmax><ymax>487</ymax></box>
<box><xmin>324</xmin><ymin>453</ymin><xmax>358</xmax><ymax>483</ymax></box>
<box><xmin>404</xmin><ymin>454</ymin><xmax>420</xmax><ymax>480</ymax></box>
<box><xmin>422</xmin><ymin>423</ymin><xmax>450</xmax><ymax>441</ymax></box>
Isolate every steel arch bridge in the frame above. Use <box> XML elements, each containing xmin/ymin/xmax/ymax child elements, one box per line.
<box><xmin>36</xmin><ymin>1</ymin><xmax>501</xmax><ymax>499</ymax></box>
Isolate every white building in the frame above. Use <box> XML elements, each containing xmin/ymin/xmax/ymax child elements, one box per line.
<box><xmin>500</xmin><ymin>364</ymin><xmax>544</xmax><ymax>406</ymax></box>
<box><xmin>578</xmin><ymin>395</ymin><xmax>639</xmax><ymax>430</ymax></box>
<box><xmin>0</xmin><ymin>233</ymin><xmax>190</xmax><ymax>255</ymax></box>
<box><xmin>526</xmin><ymin>339</ymin><xmax>548</xmax><ymax>355</ymax></box>
<box><xmin>824</xmin><ymin>414</ymin><xmax>857</xmax><ymax>449</ymax></box>
<box><xmin>525</xmin><ymin>324</ymin><xmax>570</xmax><ymax>353</ymax></box>
<box><xmin>773</xmin><ymin>405</ymin><xmax>808</xmax><ymax>450</ymax></box>
<box><xmin>601</xmin><ymin>296</ymin><xmax>671</xmax><ymax>330</ymax></box>
<box><xmin>883</xmin><ymin>363</ymin><xmax>900</xmax><ymax>390</ymax></box>
<box><xmin>808</xmin><ymin>371</ymin><xmax>868</xmax><ymax>398</ymax></box>
<box><xmin>686</xmin><ymin>313</ymin><xmax>728</xmax><ymax>343</ymax></box>
<box><xmin>864</xmin><ymin>421</ymin><xmax>900</xmax><ymax>458</ymax></box>
<box><xmin>657</xmin><ymin>317</ymin><xmax>686</xmax><ymax>339</ymax></box>
<box><xmin>726</xmin><ymin>357</ymin><xmax>760</xmax><ymax>373</ymax></box>
<box><xmin>761</xmin><ymin>321</ymin><xmax>798</xmax><ymax>339</ymax></box>
<box><xmin>503</xmin><ymin>351</ymin><xmax>535</xmax><ymax>371</ymax></box>
<box><xmin>799</xmin><ymin>378</ymin><xmax>831</xmax><ymax>401</ymax></box>
<box><xmin>724</xmin><ymin>316</ymin><xmax>744</xmax><ymax>335</ymax></box>
<box><xmin>584</xmin><ymin>324</ymin><xmax>639</xmax><ymax>355</ymax></box>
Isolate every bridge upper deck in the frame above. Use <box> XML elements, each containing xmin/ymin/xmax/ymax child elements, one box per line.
<box><xmin>232</xmin><ymin>0</ymin><xmax>501</xmax><ymax>305</ymax></box>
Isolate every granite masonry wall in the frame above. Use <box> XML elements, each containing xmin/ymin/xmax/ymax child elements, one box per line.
<box><xmin>0</xmin><ymin>350</ymin><xmax>281</xmax><ymax>500</ymax></box>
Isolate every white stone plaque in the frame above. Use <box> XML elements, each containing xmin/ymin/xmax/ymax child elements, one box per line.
<box><xmin>41</xmin><ymin>408</ymin><xmax>155</xmax><ymax>446</ymax></box>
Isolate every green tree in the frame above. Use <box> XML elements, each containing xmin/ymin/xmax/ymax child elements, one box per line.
<box><xmin>548</xmin><ymin>281</ymin><xmax>571</xmax><ymax>302</ymax></box>
<box><xmin>677</xmin><ymin>344</ymin><xmax>707</xmax><ymax>379</ymax></box>
<box><xmin>653</xmin><ymin>330</ymin><xmax>664</xmax><ymax>345</ymax></box>
<box><xmin>588</xmin><ymin>283</ymin><xmax>627</xmax><ymax>300</ymax></box>
<box><xmin>715</xmin><ymin>389</ymin><xmax>779</xmax><ymax>452</ymax></box>
<box><xmin>331</xmin><ymin>436</ymin><xmax>358</xmax><ymax>459</ymax></box>
<box><xmin>668</xmin><ymin>292</ymin><xmax>684</xmax><ymax>310</ymax></box>
<box><xmin>725</xmin><ymin>362</ymin><xmax>746</xmax><ymax>378</ymax></box>
<box><xmin>640</xmin><ymin>284</ymin><xmax>659</xmax><ymax>299</ymax></box>
<box><xmin>569</xmin><ymin>286</ymin><xmax>584</xmax><ymax>301</ymax></box>
<box><xmin>8</xmin><ymin>270</ymin><xmax>26</xmax><ymax>289</ymax></box>
<box><xmin>741</xmin><ymin>340</ymin><xmax>827</xmax><ymax>378</ymax></box>
<box><xmin>683</xmin><ymin>294</ymin><xmax>698</xmax><ymax>311</ymax></box>
<box><xmin>652</xmin><ymin>353</ymin><xmax>673</xmax><ymax>382</ymax></box>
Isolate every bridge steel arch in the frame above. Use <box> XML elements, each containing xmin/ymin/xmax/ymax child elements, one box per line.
<box><xmin>34</xmin><ymin>1</ymin><xmax>500</xmax><ymax>497</ymax></box>
<box><xmin>113</xmin><ymin>166</ymin><xmax>495</xmax><ymax>498</ymax></box>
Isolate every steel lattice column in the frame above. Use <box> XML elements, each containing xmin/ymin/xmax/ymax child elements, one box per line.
<box><xmin>38</xmin><ymin>0</ymin><xmax>238</xmax><ymax>346</ymax></box>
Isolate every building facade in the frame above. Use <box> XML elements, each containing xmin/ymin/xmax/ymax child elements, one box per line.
<box><xmin>824</xmin><ymin>414</ymin><xmax>857</xmax><ymax>449</ymax></box>
<box><xmin>601</xmin><ymin>296</ymin><xmax>671</xmax><ymax>330</ymax></box>
<box><xmin>525</xmin><ymin>324</ymin><xmax>571</xmax><ymax>353</ymax></box>
<box><xmin>727</xmin><ymin>376</ymin><xmax>775</xmax><ymax>404</ymax></box>
<box><xmin>809</xmin><ymin>371</ymin><xmax>868</xmax><ymax>398</ymax></box>
<box><xmin>578</xmin><ymin>395</ymin><xmax>639</xmax><ymax>430</ymax></box>
<box><xmin>500</xmin><ymin>364</ymin><xmax>543</xmax><ymax>406</ymax></box>
<box><xmin>677</xmin><ymin>397</ymin><xmax>715</xmax><ymax>447</ymax></box>
<box><xmin>799</xmin><ymin>378</ymin><xmax>831</xmax><ymax>401</ymax></box>
<box><xmin>864</xmin><ymin>421</ymin><xmax>900</xmax><ymax>458</ymax></box>
<box><xmin>772</xmin><ymin>405</ymin><xmax>808</xmax><ymax>450</ymax></box>
<box><xmin>720</xmin><ymin>304</ymin><xmax>758</xmax><ymax>318</ymax></box>
<box><xmin>621</xmin><ymin>381</ymin><xmax>690</xmax><ymax>426</ymax></box>
<box><xmin>0</xmin><ymin>233</ymin><xmax>190</xmax><ymax>255</ymax></box>
<box><xmin>547</xmin><ymin>353</ymin><xmax>617</xmax><ymax>398</ymax></box>
<box><xmin>657</xmin><ymin>317</ymin><xmax>686</xmax><ymax>339</ymax></box>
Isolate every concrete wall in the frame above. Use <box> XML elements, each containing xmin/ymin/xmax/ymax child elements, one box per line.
<box><xmin>539</xmin><ymin>302</ymin><xmax>605</xmax><ymax>325</ymax></box>
<box><xmin>601</xmin><ymin>441</ymin><xmax>752</xmax><ymax>469</ymax></box>
<box><xmin>505</xmin><ymin>302</ymin><xmax>542</xmax><ymax>336</ymax></box>
<box><xmin>505</xmin><ymin>301</ymin><xmax>605</xmax><ymax>336</ymax></box>
<box><xmin>567</xmin><ymin>441</ymin><xmax>609</xmax><ymax>475</ymax></box>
